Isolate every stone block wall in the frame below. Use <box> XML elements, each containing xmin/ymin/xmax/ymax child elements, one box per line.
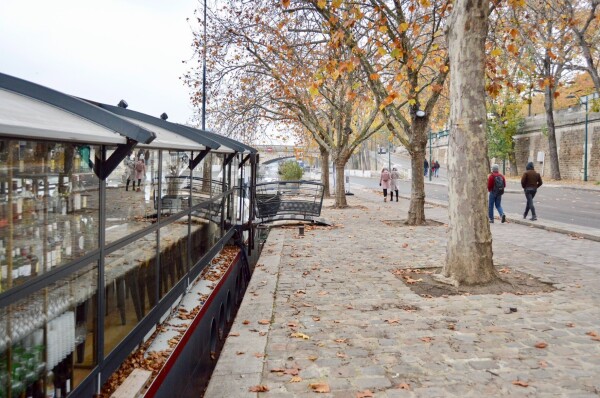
<box><xmin>513</xmin><ymin>108</ymin><xmax>599</xmax><ymax>181</ymax></box>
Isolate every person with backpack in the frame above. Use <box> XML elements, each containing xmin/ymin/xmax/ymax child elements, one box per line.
<box><xmin>134</xmin><ymin>155</ymin><xmax>146</xmax><ymax>192</ymax></box>
<box><xmin>487</xmin><ymin>163</ymin><xmax>506</xmax><ymax>223</ymax></box>
<box><xmin>379</xmin><ymin>168</ymin><xmax>391</xmax><ymax>202</ymax></box>
<box><xmin>521</xmin><ymin>161</ymin><xmax>543</xmax><ymax>221</ymax></box>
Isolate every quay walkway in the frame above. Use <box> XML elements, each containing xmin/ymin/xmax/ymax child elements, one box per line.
<box><xmin>206</xmin><ymin>185</ymin><xmax>600</xmax><ymax>397</ymax></box>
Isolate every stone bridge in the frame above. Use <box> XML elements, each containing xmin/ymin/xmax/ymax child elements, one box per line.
<box><xmin>254</xmin><ymin>144</ymin><xmax>319</xmax><ymax>164</ymax></box>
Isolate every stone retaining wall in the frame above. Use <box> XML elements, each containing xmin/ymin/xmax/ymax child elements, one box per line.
<box><xmin>514</xmin><ymin>107</ymin><xmax>599</xmax><ymax>181</ymax></box>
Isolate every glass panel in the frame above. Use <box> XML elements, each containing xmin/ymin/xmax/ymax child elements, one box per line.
<box><xmin>104</xmin><ymin>149</ymin><xmax>159</xmax><ymax>244</ymax></box>
<box><xmin>0</xmin><ymin>262</ymin><xmax>98</xmax><ymax>398</ymax></box>
<box><xmin>104</xmin><ymin>231</ymin><xmax>157</xmax><ymax>356</ymax></box>
<box><xmin>190</xmin><ymin>199</ymin><xmax>223</xmax><ymax>268</ymax></box>
<box><xmin>0</xmin><ymin>139</ymin><xmax>100</xmax><ymax>294</ymax></box>
<box><xmin>158</xmin><ymin>151</ymin><xmax>192</xmax><ymax>217</ymax></box>
<box><xmin>159</xmin><ymin>216</ymin><xmax>189</xmax><ymax>299</ymax></box>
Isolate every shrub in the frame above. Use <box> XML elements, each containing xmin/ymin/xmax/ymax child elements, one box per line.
<box><xmin>278</xmin><ymin>160</ymin><xmax>303</xmax><ymax>181</ymax></box>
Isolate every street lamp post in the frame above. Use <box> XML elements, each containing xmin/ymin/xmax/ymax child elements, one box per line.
<box><xmin>583</xmin><ymin>97</ymin><xmax>589</xmax><ymax>182</ymax></box>
<box><xmin>568</xmin><ymin>93</ymin><xmax>592</xmax><ymax>181</ymax></box>
<box><xmin>428</xmin><ymin>130</ymin><xmax>432</xmax><ymax>182</ymax></box>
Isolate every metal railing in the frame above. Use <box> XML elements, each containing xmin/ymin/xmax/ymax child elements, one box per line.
<box><xmin>154</xmin><ymin>176</ymin><xmax>226</xmax><ymax>212</ymax></box>
<box><xmin>255</xmin><ymin>180</ymin><xmax>324</xmax><ymax>219</ymax></box>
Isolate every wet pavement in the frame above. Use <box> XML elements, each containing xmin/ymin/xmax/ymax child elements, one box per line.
<box><xmin>205</xmin><ymin>185</ymin><xmax>600</xmax><ymax>397</ymax></box>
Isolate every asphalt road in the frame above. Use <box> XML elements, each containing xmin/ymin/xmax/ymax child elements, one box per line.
<box><xmin>346</xmin><ymin>175</ymin><xmax>600</xmax><ymax>229</ymax></box>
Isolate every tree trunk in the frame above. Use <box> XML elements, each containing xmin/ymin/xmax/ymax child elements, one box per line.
<box><xmin>442</xmin><ymin>0</ymin><xmax>496</xmax><ymax>286</ymax></box>
<box><xmin>320</xmin><ymin>146</ymin><xmax>330</xmax><ymax>198</ymax></box>
<box><xmin>406</xmin><ymin>149</ymin><xmax>426</xmax><ymax>225</ymax></box>
<box><xmin>334</xmin><ymin>159</ymin><xmax>348</xmax><ymax>208</ymax></box>
<box><xmin>544</xmin><ymin>80</ymin><xmax>561</xmax><ymax>180</ymax></box>
<box><xmin>507</xmin><ymin>144</ymin><xmax>518</xmax><ymax>177</ymax></box>
<box><xmin>405</xmin><ymin>122</ymin><xmax>428</xmax><ymax>225</ymax></box>
<box><xmin>202</xmin><ymin>153</ymin><xmax>213</xmax><ymax>193</ymax></box>
<box><xmin>577</xmin><ymin>31</ymin><xmax>600</xmax><ymax>93</ymax></box>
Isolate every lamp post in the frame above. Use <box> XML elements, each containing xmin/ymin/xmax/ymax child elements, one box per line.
<box><xmin>428</xmin><ymin>130</ymin><xmax>432</xmax><ymax>181</ymax></box>
<box><xmin>583</xmin><ymin>97</ymin><xmax>589</xmax><ymax>182</ymax></box>
<box><xmin>568</xmin><ymin>93</ymin><xmax>592</xmax><ymax>181</ymax></box>
<box><xmin>388</xmin><ymin>141</ymin><xmax>392</xmax><ymax>171</ymax></box>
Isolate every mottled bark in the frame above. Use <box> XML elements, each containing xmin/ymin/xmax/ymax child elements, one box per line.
<box><xmin>442</xmin><ymin>0</ymin><xmax>496</xmax><ymax>285</ymax></box>
<box><xmin>405</xmin><ymin>118</ymin><xmax>428</xmax><ymax>225</ymax></box>
<box><xmin>406</xmin><ymin>149</ymin><xmax>426</xmax><ymax>225</ymax></box>
<box><xmin>202</xmin><ymin>153</ymin><xmax>213</xmax><ymax>193</ymax></box>
<box><xmin>334</xmin><ymin>159</ymin><xmax>348</xmax><ymax>208</ymax></box>
<box><xmin>320</xmin><ymin>146</ymin><xmax>330</xmax><ymax>198</ymax></box>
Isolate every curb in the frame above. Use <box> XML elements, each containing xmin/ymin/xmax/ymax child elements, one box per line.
<box><xmin>398</xmin><ymin>194</ymin><xmax>600</xmax><ymax>243</ymax></box>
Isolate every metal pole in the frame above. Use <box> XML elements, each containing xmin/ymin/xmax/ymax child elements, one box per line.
<box><xmin>429</xmin><ymin>131</ymin><xmax>432</xmax><ymax>182</ymax></box>
<box><xmin>388</xmin><ymin>142</ymin><xmax>391</xmax><ymax>171</ymax></box>
<box><xmin>584</xmin><ymin>99</ymin><xmax>588</xmax><ymax>181</ymax></box>
<box><xmin>202</xmin><ymin>0</ymin><xmax>207</xmax><ymax>131</ymax></box>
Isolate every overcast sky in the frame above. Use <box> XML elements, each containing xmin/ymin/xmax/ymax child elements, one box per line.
<box><xmin>0</xmin><ymin>0</ymin><xmax>202</xmax><ymax>124</ymax></box>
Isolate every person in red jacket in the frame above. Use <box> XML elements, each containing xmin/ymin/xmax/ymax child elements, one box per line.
<box><xmin>487</xmin><ymin>164</ymin><xmax>506</xmax><ymax>223</ymax></box>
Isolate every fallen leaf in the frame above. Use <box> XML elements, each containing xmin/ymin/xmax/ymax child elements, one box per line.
<box><xmin>385</xmin><ymin>319</ymin><xmax>400</xmax><ymax>324</ymax></box>
<box><xmin>535</xmin><ymin>342</ymin><xmax>548</xmax><ymax>349</ymax></box>
<box><xmin>586</xmin><ymin>331</ymin><xmax>598</xmax><ymax>337</ymax></box>
<box><xmin>538</xmin><ymin>360</ymin><xmax>548</xmax><ymax>368</ymax></box>
<box><xmin>236</xmin><ymin>351</ymin><xmax>245</xmax><ymax>355</ymax></box>
<box><xmin>403</xmin><ymin>276</ymin><xmax>422</xmax><ymax>284</ymax></box>
<box><xmin>289</xmin><ymin>376</ymin><xmax>302</xmax><ymax>383</ymax></box>
<box><xmin>258</xmin><ymin>319</ymin><xmax>270</xmax><ymax>325</ymax></box>
<box><xmin>249</xmin><ymin>385</ymin><xmax>270</xmax><ymax>392</ymax></box>
<box><xmin>499</xmin><ymin>268</ymin><xmax>511</xmax><ymax>273</ymax></box>
<box><xmin>308</xmin><ymin>355</ymin><xmax>318</xmax><ymax>361</ymax></box>
<box><xmin>242</xmin><ymin>320</ymin><xmax>250</xmax><ymax>325</ymax></box>
<box><xmin>512</xmin><ymin>380</ymin><xmax>529</xmax><ymax>387</ymax></box>
<box><xmin>420</xmin><ymin>337</ymin><xmax>433</xmax><ymax>343</ymax></box>
<box><xmin>287</xmin><ymin>322</ymin><xmax>298</xmax><ymax>328</ymax></box>
<box><xmin>313</xmin><ymin>316</ymin><xmax>321</xmax><ymax>321</ymax></box>
<box><xmin>309</xmin><ymin>383</ymin><xmax>331</xmax><ymax>393</ymax></box>
<box><xmin>397</xmin><ymin>383</ymin><xmax>410</xmax><ymax>390</ymax></box>
<box><xmin>336</xmin><ymin>352</ymin><xmax>347</xmax><ymax>358</ymax></box>
<box><xmin>254</xmin><ymin>353</ymin><xmax>265</xmax><ymax>358</ymax></box>
<box><xmin>401</xmin><ymin>243</ymin><xmax>409</xmax><ymax>248</ymax></box>
<box><xmin>229</xmin><ymin>332</ymin><xmax>240</xmax><ymax>336</ymax></box>
<box><xmin>334</xmin><ymin>338</ymin><xmax>349</xmax><ymax>343</ymax></box>
<box><xmin>566</xmin><ymin>323</ymin><xmax>575</xmax><ymax>328</ymax></box>
<box><xmin>357</xmin><ymin>390</ymin><xmax>374</xmax><ymax>398</ymax></box>
<box><xmin>290</xmin><ymin>332</ymin><xmax>310</xmax><ymax>340</ymax></box>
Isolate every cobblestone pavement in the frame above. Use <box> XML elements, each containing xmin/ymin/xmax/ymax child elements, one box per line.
<box><xmin>205</xmin><ymin>186</ymin><xmax>600</xmax><ymax>397</ymax></box>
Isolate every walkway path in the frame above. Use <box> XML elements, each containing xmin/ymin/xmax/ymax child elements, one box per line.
<box><xmin>205</xmin><ymin>186</ymin><xmax>600</xmax><ymax>397</ymax></box>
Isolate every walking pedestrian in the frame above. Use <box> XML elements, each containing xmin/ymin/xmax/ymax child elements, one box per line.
<box><xmin>487</xmin><ymin>164</ymin><xmax>506</xmax><ymax>223</ymax></box>
<box><xmin>124</xmin><ymin>154</ymin><xmax>136</xmax><ymax>191</ymax></box>
<box><xmin>134</xmin><ymin>155</ymin><xmax>146</xmax><ymax>192</ymax></box>
<box><xmin>390</xmin><ymin>167</ymin><xmax>401</xmax><ymax>202</ymax></box>
<box><xmin>424</xmin><ymin>159</ymin><xmax>429</xmax><ymax>177</ymax></box>
<box><xmin>434</xmin><ymin>160</ymin><xmax>440</xmax><ymax>177</ymax></box>
<box><xmin>379</xmin><ymin>168</ymin><xmax>391</xmax><ymax>202</ymax></box>
<box><xmin>521</xmin><ymin>161</ymin><xmax>542</xmax><ymax>221</ymax></box>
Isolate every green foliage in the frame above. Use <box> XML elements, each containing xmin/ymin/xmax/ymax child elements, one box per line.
<box><xmin>487</xmin><ymin>100</ymin><xmax>524</xmax><ymax>160</ymax></box>
<box><xmin>278</xmin><ymin>160</ymin><xmax>303</xmax><ymax>181</ymax></box>
<box><xmin>590</xmin><ymin>98</ymin><xmax>600</xmax><ymax>113</ymax></box>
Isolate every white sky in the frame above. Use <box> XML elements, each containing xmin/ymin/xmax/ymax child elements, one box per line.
<box><xmin>0</xmin><ymin>0</ymin><xmax>201</xmax><ymax>124</ymax></box>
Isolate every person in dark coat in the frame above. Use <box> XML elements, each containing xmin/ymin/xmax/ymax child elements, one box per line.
<box><xmin>424</xmin><ymin>159</ymin><xmax>429</xmax><ymax>177</ymax></box>
<box><xmin>521</xmin><ymin>161</ymin><xmax>543</xmax><ymax>221</ymax></box>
